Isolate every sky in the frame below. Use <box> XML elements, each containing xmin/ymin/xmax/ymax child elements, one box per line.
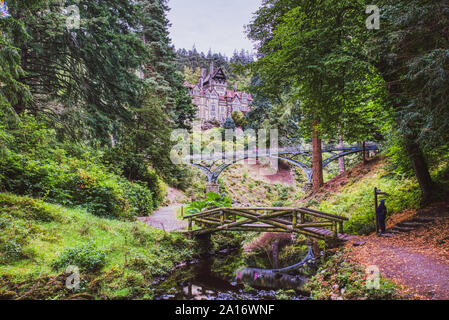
<box><xmin>166</xmin><ymin>0</ymin><xmax>261</xmax><ymax>57</ymax></box>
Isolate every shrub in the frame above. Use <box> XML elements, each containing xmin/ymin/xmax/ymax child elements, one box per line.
<box><xmin>0</xmin><ymin>114</ymin><xmax>156</xmax><ymax>219</ymax></box>
<box><xmin>102</xmin><ymin>148</ymin><xmax>165</xmax><ymax>208</ymax></box>
<box><xmin>0</xmin><ymin>193</ymin><xmax>59</xmax><ymax>222</ymax></box>
<box><xmin>52</xmin><ymin>242</ymin><xmax>106</xmax><ymax>272</ymax></box>
<box><xmin>184</xmin><ymin>192</ymin><xmax>232</xmax><ymax>215</ymax></box>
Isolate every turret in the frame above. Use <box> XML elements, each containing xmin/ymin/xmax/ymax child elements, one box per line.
<box><xmin>209</xmin><ymin>60</ymin><xmax>214</xmax><ymax>76</ymax></box>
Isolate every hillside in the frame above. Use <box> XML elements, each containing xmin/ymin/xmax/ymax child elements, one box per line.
<box><xmin>298</xmin><ymin>156</ymin><xmax>449</xmax><ymax>300</ymax></box>
<box><xmin>0</xmin><ymin>193</ymin><xmax>196</xmax><ymax>300</ymax></box>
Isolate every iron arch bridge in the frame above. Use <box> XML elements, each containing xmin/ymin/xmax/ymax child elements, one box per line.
<box><xmin>186</xmin><ymin>143</ymin><xmax>379</xmax><ymax>184</ymax></box>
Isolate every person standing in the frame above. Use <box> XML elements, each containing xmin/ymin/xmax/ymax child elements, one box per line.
<box><xmin>376</xmin><ymin>199</ymin><xmax>387</xmax><ymax>235</ymax></box>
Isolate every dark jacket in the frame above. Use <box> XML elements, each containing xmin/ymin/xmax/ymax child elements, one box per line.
<box><xmin>376</xmin><ymin>204</ymin><xmax>387</xmax><ymax>218</ymax></box>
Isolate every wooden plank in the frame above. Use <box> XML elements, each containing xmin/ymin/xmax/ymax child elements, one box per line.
<box><xmin>225</xmin><ymin>209</ymin><xmax>293</xmax><ymax>232</ymax></box>
<box><xmin>298</xmin><ymin>207</ymin><xmax>348</xmax><ymax>222</ymax></box>
<box><xmin>303</xmin><ymin>227</ymin><xmax>354</xmax><ymax>241</ymax></box>
<box><xmin>195</xmin><ymin>218</ymin><xmax>221</xmax><ymax>226</ymax></box>
<box><xmin>223</xmin><ymin>208</ymin><xmax>292</xmax><ymax>219</ymax></box>
<box><xmin>296</xmin><ymin>222</ymin><xmax>334</xmax><ymax>228</ymax></box>
<box><xmin>183</xmin><ymin>207</ymin><xmax>222</xmax><ymax>219</ymax></box>
<box><xmin>224</xmin><ymin>208</ymin><xmax>294</xmax><ymax>226</ymax></box>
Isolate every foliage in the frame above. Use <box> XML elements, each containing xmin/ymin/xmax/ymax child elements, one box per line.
<box><xmin>247</xmin><ymin>0</ymin><xmax>449</xmax><ymax>202</ymax></box>
<box><xmin>0</xmin><ymin>114</ymin><xmax>155</xmax><ymax>218</ymax></box>
<box><xmin>3</xmin><ymin>0</ymin><xmax>148</xmax><ymax>127</ymax></box>
<box><xmin>1</xmin><ymin>0</ymin><xmax>195</xmax><ymax>195</ymax></box>
<box><xmin>223</xmin><ymin>117</ymin><xmax>236</xmax><ymax>130</ymax></box>
<box><xmin>0</xmin><ymin>193</ymin><xmax>196</xmax><ymax>299</ymax></box>
<box><xmin>176</xmin><ymin>47</ymin><xmax>254</xmax><ymax>88</ymax></box>
<box><xmin>315</xmin><ymin>165</ymin><xmax>420</xmax><ymax>235</ymax></box>
<box><xmin>183</xmin><ymin>66</ymin><xmax>202</xmax><ymax>85</ymax></box>
<box><xmin>184</xmin><ymin>192</ymin><xmax>232</xmax><ymax>215</ymax></box>
<box><xmin>140</xmin><ymin>0</ymin><xmax>197</xmax><ymax>130</ymax></box>
<box><xmin>305</xmin><ymin>250</ymin><xmax>402</xmax><ymax>300</ymax></box>
<box><xmin>52</xmin><ymin>241</ymin><xmax>106</xmax><ymax>272</ymax></box>
<box><xmin>231</xmin><ymin>111</ymin><xmax>246</xmax><ymax>128</ymax></box>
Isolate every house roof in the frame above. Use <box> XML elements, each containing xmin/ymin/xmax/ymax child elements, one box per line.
<box><xmin>203</xmin><ymin>67</ymin><xmax>226</xmax><ymax>84</ymax></box>
<box><xmin>225</xmin><ymin>90</ymin><xmax>253</xmax><ymax>102</ymax></box>
<box><xmin>183</xmin><ymin>81</ymin><xmax>194</xmax><ymax>89</ymax></box>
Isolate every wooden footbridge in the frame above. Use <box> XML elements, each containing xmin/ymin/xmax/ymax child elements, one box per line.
<box><xmin>183</xmin><ymin>207</ymin><xmax>354</xmax><ymax>244</ymax></box>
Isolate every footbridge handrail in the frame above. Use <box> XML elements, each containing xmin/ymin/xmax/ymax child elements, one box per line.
<box><xmin>183</xmin><ymin>207</ymin><xmax>353</xmax><ymax>244</ymax></box>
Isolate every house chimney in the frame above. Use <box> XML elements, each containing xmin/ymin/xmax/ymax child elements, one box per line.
<box><xmin>209</xmin><ymin>60</ymin><xmax>214</xmax><ymax>76</ymax></box>
<box><xmin>234</xmin><ymin>82</ymin><xmax>238</xmax><ymax>91</ymax></box>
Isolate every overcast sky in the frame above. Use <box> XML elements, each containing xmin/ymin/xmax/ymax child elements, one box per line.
<box><xmin>166</xmin><ymin>0</ymin><xmax>261</xmax><ymax>57</ymax></box>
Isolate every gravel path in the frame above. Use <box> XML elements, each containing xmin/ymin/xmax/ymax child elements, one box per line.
<box><xmin>138</xmin><ymin>205</ymin><xmax>188</xmax><ymax>232</ymax></box>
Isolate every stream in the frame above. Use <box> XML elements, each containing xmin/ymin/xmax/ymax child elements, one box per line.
<box><xmin>152</xmin><ymin>249</ymin><xmax>309</xmax><ymax>300</ymax></box>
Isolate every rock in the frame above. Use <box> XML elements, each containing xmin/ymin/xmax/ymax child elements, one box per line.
<box><xmin>353</xmin><ymin>241</ymin><xmax>366</xmax><ymax>247</ymax></box>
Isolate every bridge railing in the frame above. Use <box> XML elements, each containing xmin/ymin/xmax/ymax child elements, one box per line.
<box><xmin>183</xmin><ymin>207</ymin><xmax>349</xmax><ymax>241</ymax></box>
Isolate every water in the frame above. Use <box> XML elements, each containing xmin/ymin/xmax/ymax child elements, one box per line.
<box><xmin>152</xmin><ymin>250</ymin><xmax>308</xmax><ymax>300</ymax></box>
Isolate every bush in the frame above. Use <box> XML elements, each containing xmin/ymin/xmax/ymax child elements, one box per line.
<box><xmin>0</xmin><ymin>193</ymin><xmax>59</xmax><ymax>222</ymax></box>
<box><xmin>52</xmin><ymin>242</ymin><xmax>106</xmax><ymax>272</ymax></box>
<box><xmin>102</xmin><ymin>147</ymin><xmax>165</xmax><ymax>208</ymax></box>
<box><xmin>231</xmin><ymin>111</ymin><xmax>247</xmax><ymax>128</ymax></box>
<box><xmin>184</xmin><ymin>192</ymin><xmax>232</xmax><ymax>215</ymax></box>
<box><xmin>0</xmin><ymin>116</ymin><xmax>155</xmax><ymax>219</ymax></box>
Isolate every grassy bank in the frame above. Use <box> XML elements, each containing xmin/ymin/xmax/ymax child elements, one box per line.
<box><xmin>304</xmin><ymin>250</ymin><xmax>405</xmax><ymax>300</ymax></box>
<box><xmin>0</xmin><ymin>193</ymin><xmax>196</xmax><ymax>299</ymax></box>
<box><xmin>306</xmin><ymin>158</ymin><xmax>422</xmax><ymax>235</ymax></box>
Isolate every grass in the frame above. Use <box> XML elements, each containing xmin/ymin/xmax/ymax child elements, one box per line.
<box><xmin>311</xmin><ymin>164</ymin><xmax>421</xmax><ymax>235</ymax></box>
<box><xmin>0</xmin><ymin>193</ymin><xmax>196</xmax><ymax>299</ymax></box>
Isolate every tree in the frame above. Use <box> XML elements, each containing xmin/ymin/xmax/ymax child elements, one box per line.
<box><xmin>183</xmin><ymin>66</ymin><xmax>201</xmax><ymax>84</ymax></box>
<box><xmin>370</xmin><ymin>0</ymin><xmax>449</xmax><ymax>203</ymax></box>
<box><xmin>141</xmin><ymin>0</ymin><xmax>196</xmax><ymax>130</ymax></box>
<box><xmin>246</xmin><ymin>0</ymin><xmax>445</xmax><ymax>201</ymax></box>
<box><xmin>9</xmin><ymin>0</ymin><xmax>148</xmax><ymax>125</ymax></box>
<box><xmin>0</xmin><ymin>0</ymin><xmax>43</xmax><ymax>113</ymax></box>
<box><xmin>223</xmin><ymin>117</ymin><xmax>236</xmax><ymax>130</ymax></box>
<box><xmin>231</xmin><ymin>111</ymin><xmax>246</xmax><ymax>128</ymax></box>
<box><xmin>247</xmin><ymin>0</ymin><xmax>380</xmax><ymax>190</ymax></box>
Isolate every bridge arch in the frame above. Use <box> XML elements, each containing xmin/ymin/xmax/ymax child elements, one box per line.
<box><xmin>189</xmin><ymin>144</ymin><xmax>379</xmax><ymax>185</ymax></box>
<box><xmin>192</xmin><ymin>154</ymin><xmax>312</xmax><ymax>184</ymax></box>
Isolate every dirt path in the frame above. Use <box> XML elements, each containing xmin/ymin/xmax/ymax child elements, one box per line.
<box><xmin>347</xmin><ymin>225</ymin><xmax>449</xmax><ymax>300</ymax></box>
<box><xmin>138</xmin><ymin>205</ymin><xmax>188</xmax><ymax>232</ymax></box>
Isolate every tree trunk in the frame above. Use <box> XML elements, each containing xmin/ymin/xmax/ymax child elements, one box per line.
<box><xmin>362</xmin><ymin>141</ymin><xmax>367</xmax><ymax>164</ymax></box>
<box><xmin>338</xmin><ymin>138</ymin><xmax>345</xmax><ymax>174</ymax></box>
<box><xmin>404</xmin><ymin>136</ymin><xmax>434</xmax><ymax>204</ymax></box>
<box><xmin>312</xmin><ymin>120</ymin><xmax>324</xmax><ymax>192</ymax></box>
